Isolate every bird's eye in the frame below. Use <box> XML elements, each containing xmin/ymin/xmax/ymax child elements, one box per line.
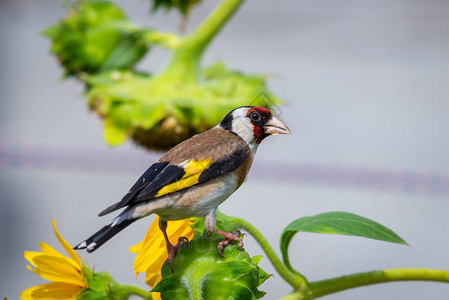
<box><xmin>250</xmin><ymin>112</ymin><xmax>261</xmax><ymax>122</ymax></box>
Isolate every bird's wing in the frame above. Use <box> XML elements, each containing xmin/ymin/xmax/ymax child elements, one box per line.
<box><xmin>98</xmin><ymin>127</ymin><xmax>249</xmax><ymax>216</ymax></box>
<box><xmin>98</xmin><ymin>161</ymin><xmax>169</xmax><ymax>216</ymax></box>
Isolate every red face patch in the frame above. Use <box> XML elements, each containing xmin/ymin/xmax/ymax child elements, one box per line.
<box><xmin>253</xmin><ymin>126</ymin><xmax>265</xmax><ymax>144</ymax></box>
<box><xmin>247</xmin><ymin>106</ymin><xmax>271</xmax><ymax>116</ymax></box>
<box><xmin>247</xmin><ymin>106</ymin><xmax>271</xmax><ymax>144</ymax></box>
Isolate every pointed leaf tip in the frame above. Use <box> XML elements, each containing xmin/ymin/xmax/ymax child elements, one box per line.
<box><xmin>280</xmin><ymin>211</ymin><xmax>408</xmax><ymax>272</ymax></box>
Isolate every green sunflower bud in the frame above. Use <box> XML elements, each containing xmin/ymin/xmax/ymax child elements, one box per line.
<box><xmin>44</xmin><ymin>0</ymin><xmax>150</xmax><ymax>76</ymax></box>
<box><xmin>82</xmin><ymin>62</ymin><xmax>281</xmax><ymax>150</ymax></box>
<box><xmin>45</xmin><ymin>1</ymin><xmax>283</xmax><ymax>150</ymax></box>
<box><xmin>152</xmin><ymin>237</ymin><xmax>270</xmax><ymax>299</ymax></box>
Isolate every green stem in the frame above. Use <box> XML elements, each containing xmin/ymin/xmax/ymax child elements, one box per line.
<box><xmin>159</xmin><ymin>0</ymin><xmax>246</xmax><ymax>83</ymax></box>
<box><xmin>181</xmin><ymin>0</ymin><xmax>245</xmax><ymax>56</ymax></box>
<box><xmin>122</xmin><ymin>285</ymin><xmax>152</xmax><ymax>300</ymax></box>
<box><xmin>229</xmin><ymin>216</ymin><xmax>307</xmax><ymax>290</ymax></box>
<box><xmin>279</xmin><ymin>290</ymin><xmax>307</xmax><ymax>300</ymax></box>
<box><xmin>306</xmin><ymin>268</ymin><xmax>449</xmax><ymax>299</ymax></box>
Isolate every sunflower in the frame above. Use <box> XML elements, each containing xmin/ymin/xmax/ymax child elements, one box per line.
<box><xmin>21</xmin><ymin>220</ymin><xmax>87</xmax><ymax>300</ymax></box>
<box><xmin>130</xmin><ymin>216</ymin><xmax>195</xmax><ymax>298</ymax></box>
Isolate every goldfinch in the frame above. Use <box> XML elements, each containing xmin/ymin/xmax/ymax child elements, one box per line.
<box><xmin>74</xmin><ymin>106</ymin><xmax>291</xmax><ymax>266</ymax></box>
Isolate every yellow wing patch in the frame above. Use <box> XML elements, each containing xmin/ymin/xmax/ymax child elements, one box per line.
<box><xmin>155</xmin><ymin>159</ymin><xmax>213</xmax><ymax>198</ymax></box>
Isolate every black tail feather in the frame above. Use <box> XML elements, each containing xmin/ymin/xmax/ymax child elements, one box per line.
<box><xmin>74</xmin><ymin>217</ymin><xmax>136</xmax><ymax>252</ymax></box>
<box><xmin>98</xmin><ymin>201</ymin><xmax>124</xmax><ymax>217</ymax></box>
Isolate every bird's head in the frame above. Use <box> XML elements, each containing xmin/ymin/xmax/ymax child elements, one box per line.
<box><xmin>219</xmin><ymin>106</ymin><xmax>291</xmax><ymax>147</ymax></box>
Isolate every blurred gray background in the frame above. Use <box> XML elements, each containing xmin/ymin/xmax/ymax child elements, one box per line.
<box><xmin>1</xmin><ymin>0</ymin><xmax>449</xmax><ymax>299</ymax></box>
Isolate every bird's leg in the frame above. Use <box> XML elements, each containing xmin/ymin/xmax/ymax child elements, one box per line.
<box><xmin>214</xmin><ymin>230</ymin><xmax>244</xmax><ymax>257</ymax></box>
<box><xmin>204</xmin><ymin>210</ymin><xmax>244</xmax><ymax>257</ymax></box>
<box><xmin>158</xmin><ymin>218</ymin><xmax>189</xmax><ymax>272</ymax></box>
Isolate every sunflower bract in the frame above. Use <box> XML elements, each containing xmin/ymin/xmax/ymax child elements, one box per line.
<box><xmin>152</xmin><ymin>237</ymin><xmax>270</xmax><ymax>299</ymax></box>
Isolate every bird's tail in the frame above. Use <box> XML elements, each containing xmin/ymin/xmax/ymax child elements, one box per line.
<box><xmin>74</xmin><ymin>212</ymin><xmax>137</xmax><ymax>253</ymax></box>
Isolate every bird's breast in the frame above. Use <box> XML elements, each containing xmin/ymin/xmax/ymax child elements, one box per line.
<box><xmin>156</xmin><ymin>173</ymin><xmax>239</xmax><ymax>220</ymax></box>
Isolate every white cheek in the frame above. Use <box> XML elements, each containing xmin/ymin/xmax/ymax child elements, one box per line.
<box><xmin>232</xmin><ymin>119</ymin><xmax>258</xmax><ymax>154</ymax></box>
<box><xmin>228</xmin><ymin>108</ymin><xmax>259</xmax><ymax>154</ymax></box>
<box><xmin>232</xmin><ymin>118</ymin><xmax>251</xmax><ymax>139</ymax></box>
<box><xmin>233</xmin><ymin>119</ymin><xmax>251</xmax><ymax>136</ymax></box>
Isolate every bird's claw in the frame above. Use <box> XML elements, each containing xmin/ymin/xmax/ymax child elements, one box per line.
<box><xmin>217</xmin><ymin>230</ymin><xmax>244</xmax><ymax>257</ymax></box>
<box><xmin>178</xmin><ymin>236</ymin><xmax>190</xmax><ymax>247</ymax></box>
<box><xmin>167</xmin><ymin>236</ymin><xmax>190</xmax><ymax>272</ymax></box>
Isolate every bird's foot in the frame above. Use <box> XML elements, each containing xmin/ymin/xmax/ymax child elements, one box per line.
<box><xmin>215</xmin><ymin>230</ymin><xmax>243</xmax><ymax>257</ymax></box>
<box><xmin>166</xmin><ymin>236</ymin><xmax>190</xmax><ymax>272</ymax></box>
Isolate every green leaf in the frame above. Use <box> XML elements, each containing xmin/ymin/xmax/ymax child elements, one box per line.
<box><xmin>280</xmin><ymin>211</ymin><xmax>409</xmax><ymax>273</ymax></box>
<box><xmin>100</xmin><ymin>28</ymin><xmax>152</xmax><ymax>71</ymax></box>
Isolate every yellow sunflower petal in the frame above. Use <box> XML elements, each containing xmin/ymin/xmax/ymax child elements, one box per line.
<box><xmin>52</xmin><ymin>219</ymin><xmax>81</xmax><ymax>267</ymax></box>
<box><xmin>133</xmin><ymin>242</ymin><xmax>166</xmax><ymax>276</ymax></box>
<box><xmin>27</xmin><ymin>264</ymin><xmax>38</xmax><ymax>273</ymax></box>
<box><xmin>146</xmin><ymin>269</ymin><xmax>162</xmax><ymax>288</ymax></box>
<box><xmin>21</xmin><ymin>285</ymin><xmax>40</xmax><ymax>300</ymax></box>
<box><xmin>168</xmin><ymin>220</ymin><xmax>195</xmax><ymax>240</ymax></box>
<box><xmin>39</xmin><ymin>242</ymin><xmax>82</xmax><ymax>272</ymax></box>
<box><xmin>21</xmin><ymin>282</ymin><xmax>82</xmax><ymax>300</ymax></box>
<box><xmin>40</xmin><ymin>243</ymin><xmax>71</xmax><ymax>263</ymax></box>
<box><xmin>142</xmin><ymin>250</ymin><xmax>166</xmax><ymax>285</ymax></box>
<box><xmin>40</xmin><ymin>242</ymin><xmax>63</xmax><ymax>257</ymax></box>
<box><xmin>33</xmin><ymin>282</ymin><xmax>82</xmax><ymax>299</ymax></box>
<box><xmin>128</xmin><ymin>240</ymin><xmax>143</xmax><ymax>253</ymax></box>
<box><xmin>167</xmin><ymin>219</ymin><xmax>189</xmax><ymax>234</ymax></box>
<box><xmin>24</xmin><ymin>251</ymin><xmax>41</xmax><ymax>268</ymax></box>
<box><xmin>33</xmin><ymin>255</ymin><xmax>85</xmax><ymax>287</ymax></box>
<box><xmin>139</xmin><ymin>216</ymin><xmax>161</xmax><ymax>246</ymax></box>
<box><xmin>131</xmin><ymin>216</ymin><xmax>195</xmax><ymax>288</ymax></box>
<box><xmin>133</xmin><ymin>254</ymin><xmax>160</xmax><ymax>276</ymax></box>
<box><xmin>130</xmin><ymin>217</ymin><xmax>164</xmax><ymax>275</ymax></box>
<box><xmin>151</xmin><ymin>292</ymin><xmax>162</xmax><ymax>300</ymax></box>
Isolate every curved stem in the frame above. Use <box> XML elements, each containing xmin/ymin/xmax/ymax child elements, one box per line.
<box><xmin>122</xmin><ymin>284</ymin><xmax>152</xmax><ymax>299</ymax></box>
<box><xmin>181</xmin><ymin>0</ymin><xmax>246</xmax><ymax>55</ymax></box>
<box><xmin>228</xmin><ymin>216</ymin><xmax>307</xmax><ymax>290</ymax></box>
<box><xmin>307</xmin><ymin>268</ymin><xmax>449</xmax><ymax>299</ymax></box>
<box><xmin>159</xmin><ymin>0</ymin><xmax>246</xmax><ymax>83</ymax></box>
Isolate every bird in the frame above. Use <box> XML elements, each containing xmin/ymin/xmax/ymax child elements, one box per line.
<box><xmin>74</xmin><ymin>106</ymin><xmax>291</xmax><ymax>268</ymax></box>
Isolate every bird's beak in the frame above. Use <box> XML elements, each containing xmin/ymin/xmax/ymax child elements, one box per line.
<box><xmin>264</xmin><ymin>116</ymin><xmax>291</xmax><ymax>135</ymax></box>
